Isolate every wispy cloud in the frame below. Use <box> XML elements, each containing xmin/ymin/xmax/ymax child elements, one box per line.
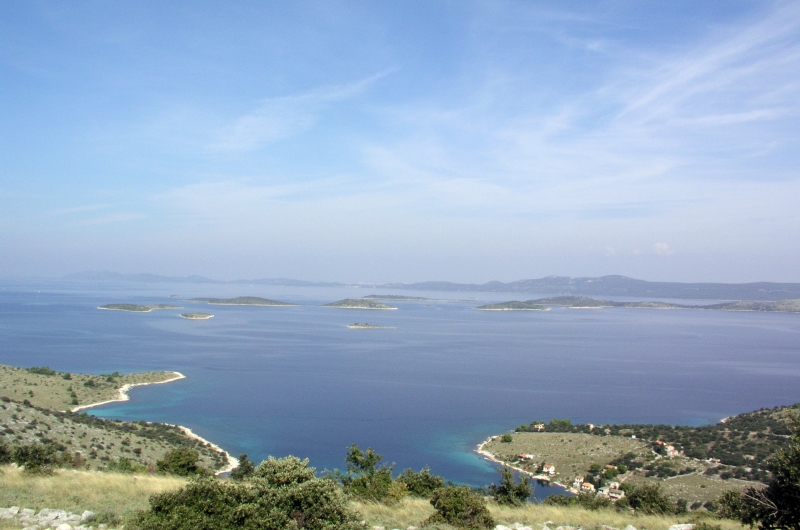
<box><xmin>208</xmin><ymin>70</ymin><xmax>395</xmax><ymax>152</ymax></box>
<box><xmin>44</xmin><ymin>204</ymin><xmax>110</xmax><ymax>217</ymax></box>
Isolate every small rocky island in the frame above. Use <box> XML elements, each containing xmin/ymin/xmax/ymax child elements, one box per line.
<box><xmin>324</xmin><ymin>299</ymin><xmax>397</xmax><ymax>310</ymax></box>
<box><xmin>180</xmin><ymin>313</ymin><xmax>214</xmax><ymax>320</ymax></box>
<box><xmin>190</xmin><ymin>296</ymin><xmax>296</xmax><ymax>306</ymax></box>
<box><xmin>347</xmin><ymin>323</ymin><xmax>388</xmax><ymax>329</ymax></box>
<box><xmin>475</xmin><ymin>301</ymin><xmax>549</xmax><ymax>311</ymax></box>
<box><xmin>98</xmin><ymin>304</ymin><xmax>181</xmax><ymax>312</ymax></box>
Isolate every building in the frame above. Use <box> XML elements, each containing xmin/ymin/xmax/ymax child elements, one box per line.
<box><xmin>543</xmin><ymin>464</ymin><xmax>555</xmax><ymax>475</ymax></box>
<box><xmin>581</xmin><ymin>482</ymin><xmax>596</xmax><ymax>493</ymax></box>
<box><xmin>609</xmin><ymin>488</ymin><xmax>625</xmax><ymax>500</ymax></box>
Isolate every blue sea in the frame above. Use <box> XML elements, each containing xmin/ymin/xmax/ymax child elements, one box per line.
<box><xmin>1</xmin><ymin>280</ymin><xmax>799</xmax><ymax>498</ymax></box>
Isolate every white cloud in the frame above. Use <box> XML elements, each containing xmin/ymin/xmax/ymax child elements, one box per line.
<box><xmin>653</xmin><ymin>242</ymin><xmax>674</xmax><ymax>256</ymax></box>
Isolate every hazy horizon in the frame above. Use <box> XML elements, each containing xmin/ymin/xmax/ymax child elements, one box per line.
<box><xmin>3</xmin><ymin>2</ymin><xmax>800</xmax><ymax>283</ymax></box>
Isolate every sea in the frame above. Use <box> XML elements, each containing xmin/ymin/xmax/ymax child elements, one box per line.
<box><xmin>1</xmin><ymin>279</ymin><xmax>799</xmax><ymax>499</ymax></box>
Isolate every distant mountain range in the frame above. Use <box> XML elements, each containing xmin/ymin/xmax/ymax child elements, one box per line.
<box><xmin>63</xmin><ymin>271</ymin><xmax>800</xmax><ymax>301</ymax></box>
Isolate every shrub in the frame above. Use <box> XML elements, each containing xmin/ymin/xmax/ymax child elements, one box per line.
<box><xmin>427</xmin><ymin>485</ymin><xmax>495</xmax><ymax>529</ymax></box>
<box><xmin>396</xmin><ymin>466</ymin><xmax>446</xmax><ymax>497</ymax></box>
<box><xmin>156</xmin><ymin>448</ymin><xmax>205</xmax><ymax>476</ymax></box>
<box><xmin>626</xmin><ymin>483</ymin><xmax>674</xmax><ymax>515</ymax></box>
<box><xmin>500</xmin><ymin>434</ymin><xmax>513</xmax><ymax>443</ymax></box>
<box><xmin>128</xmin><ymin>456</ymin><xmax>361</xmax><ymax>530</ymax></box>
<box><xmin>27</xmin><ymin>366</ymin><xmax>56</xmax><ymax>376</ymax></box>
<box><xmin>488</xmin><ymin>466</ymin><xmax>531</xmax><ymax>506</ymax></box>
<box><xmin>12</xmin><ymin>443</ymin><xmax>59</xmax><ymax>474</ymax></box>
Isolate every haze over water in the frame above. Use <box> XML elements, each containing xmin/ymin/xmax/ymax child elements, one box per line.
<box><xmin>2</xmin><ymin>280</ymin><xmax>799</xmax><ymax>496</ymax></box>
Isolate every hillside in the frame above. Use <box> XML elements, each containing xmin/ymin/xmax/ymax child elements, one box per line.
<box><xmin>0</xmin><ymin>398</ymin><xmax>228</xmax><ymax>472</ymax></box>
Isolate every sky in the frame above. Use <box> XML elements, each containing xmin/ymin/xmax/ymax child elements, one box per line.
<box><xmin>1</xmin><ymin>1</ymin><xmax>799</xmax><ymax>283</ymax></box>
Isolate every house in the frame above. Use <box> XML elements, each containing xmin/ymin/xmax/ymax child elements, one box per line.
<box><xmin>608</xmin><ymin>489</ymin><xmax>625</xmax><ymax>500</ymax></box>
<box><xmin>597</xmin><ymin>486</ymin><xmax>610</xmax><ymax>497</ymax></box>
<box><xmin>543</xmin><ymin>464</ymin><xmax>555</xmax><ymax>475</ymax></box>
<box><xmin>665</xmin><ymin>444</ymin><xmax>680</xmax><ymax>457</ymax></box>
<box><xmin>608</xmin><ymin>481</ymin><xmax>620</xmax><ymax>489</ymax></box>
<box><xmin>517</xmin><ymin>453</ymin><xmax>535</xmax><ymax>461</ymax></box>
<box><xmin>587</xmin><ymin>423</ymin><xmax>595</xmax><ymax>430</ymax></box>
<box><xmin>572</xmin><ymin>476</ymin><xmax>585</xmax><ymax>490</ymax></box>
<box><xmin>533</xmin><ymin>423</ymin><xmax>545</xmax><ymax>432</ymax></box>
<box><xmin>581</xmin><ymin>482</ymin><xmax>596</xmax><ymax>493</ymax></box>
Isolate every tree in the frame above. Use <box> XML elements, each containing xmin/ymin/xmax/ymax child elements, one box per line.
<box><xmin>427</xmin><ymin>486</ymin><xmax>495</xmax><ymax>529</ymax></box>
<box><xmin>337</xmin><ymin>444</ymin><xmax>405</xmax><ymax>502</ymax></box>
<box><xmin>230</xmin><ymin>453</ymin><xmax>255</xmax><ymax>481</ymax></box>
<box><xmin>488</xmin><ymin>466</ymin><xmax>531</xmax><ymax>506</ymax></box>
<box><xmin>156</xmin><ymin>448</ymin><xmax>205</xmax><ymax>476</ymax></box>
<box><xmin>719</xmin><ymin>417</ymin><xmax>800</xmax><ymax>530</ymax></box>
<box><xmin>500</xmin><ymin>434</ymin><xmax>513</xmax><ymax>443</ymax></box>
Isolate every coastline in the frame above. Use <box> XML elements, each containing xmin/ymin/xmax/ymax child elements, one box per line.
<box><xmin>173</xmin><ymin>424</ymin><xmax>240</xmax><ymax>476</ymax></box>
<box><xmin>70</xmin><ymin>371</ymin><xmax>187</xmax><ymax>413</ymax></box>
<box><xmin>70</xmin><ymin>371</ymin><xmax>239</xmax><ymax>476</ymax></box>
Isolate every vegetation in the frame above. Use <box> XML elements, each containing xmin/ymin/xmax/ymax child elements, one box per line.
<box><xmin>230</xmin><ymin>453</ymin><xmax>255</xmax><ymax>480</ymax></box>
<box><xmin>482</xmin><ymin>296</ymin><xmax>800</xmax><ymax>313</ymax></box>
<box><xmin>0</xmin><ymin>363</ymin><xmax>180</xmax><ymax>411</ymax></box>
<box><xmin>488</xmin><ymin>466</ymin><xmax>532</xmax><ymax>506</ymax></box>
<box><xmin>179</xmin><ymin>312</ymin><xmax>213</xmax><ymax>319</ymax></box>
<box><xmin>718</xmin><ymin>417</ymin><xmax>800</xmax><ymax>530</ymax></box>
<box><xmin>156</xmin><ymin>448</ymin><xmax>206</xmax><ymax>476</ymax></box>
<box><xmin>128</xmin><ymin>456</ymin><xmax>361</xmax><ymax>530</ymax></box>
<box><xmin>396</xmin><ymin>466</ymin><xmax>446</xmax><ymax>497</ymax></box>
<box><xmin>336</xmin><ymin>444</ymin><xmax>406</xmax><ymax>502</ymax></box>
<box><xmin>427</xmin><ymin>485</ymin><xmax>496</xmax><ymax>529</ymax></box>
<box><xmin>0</xmin><ymin>396</ymin><xmax>227</xmax><ymax>472</ymax></box>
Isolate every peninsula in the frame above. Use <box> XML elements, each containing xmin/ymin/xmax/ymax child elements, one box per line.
<box><xmin>180</xmin><ymin>313</ymin><xmax>214</xmax><ymax>320</ymax></box>
<box><xmin>324</xmin><ymin>299</ymin><xmax>397</xmax><ymax>310</ymax></box>
<box><xmin>190</xmin><ymin>296</ymin><xmax>295</xmax><ymax>306</ymax></box>
<box><xmin>347</xmin><ymin>323</ymin><xmax>389</xmax><ymax>329</ymax></box>
<box><xmin>98</xmin><ymin>304</ymin><xmax>181</xmax><ymax>312</ymax></box>
<box><xmin>0</xmin><ymin>364</ymin><xmax>234</xmax><ymax>474</ymax></box>
<box><xmin>479</xmin><ymin>403</ymin><xmax>799</xmax><ymax>505</ymax></box>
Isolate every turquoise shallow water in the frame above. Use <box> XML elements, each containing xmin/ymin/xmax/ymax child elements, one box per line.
<box><xmin>1</xmin><ymin>280</ymin><xmax>799</xmax><ymax>496</ymax></box>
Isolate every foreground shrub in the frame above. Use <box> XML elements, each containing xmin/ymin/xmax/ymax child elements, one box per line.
<box><xmin>626</xmin><ymin>483</ymin><xmax>673</xmax><ymax>514</ymax></box>
<box><xmin>230</xmin><ymin>453</ymin><xmax>255</xmax><ymax>480</ymax></box>
<box><xmin>489</xmin><ymin>466</ymin><xmax>531</xmax><ymax>506</ymax></box>
<box><xmin>129</xmin><ymin>456</ymin><xmax>361</xmax><ymax>530</ymax></box>
<box><xmin>543</xmin><ymin>492</ymin><xmax>611</xmax><ymax>510</ymax></box>
<box><xmin>427</xmin><ymin>485</ymin><xmax>495</xmax><ymax>529</ymax></box>
<box><xmin>397</xmin><ymin>466</ymin><xmax>446</xmax><ymax>498</ymax></box>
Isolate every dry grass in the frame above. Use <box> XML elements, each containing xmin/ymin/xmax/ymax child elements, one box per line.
<box><xmin>0</xmin><ymin>465</ymin><xmax>186</xmax><ymax>516</ymax></box>
<box><xmin>353</xmin><ymin>497</ymin><xmax>748</xmax><ymax>530</ymax></box>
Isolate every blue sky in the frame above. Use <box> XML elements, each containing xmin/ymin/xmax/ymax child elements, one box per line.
<box><xmin>1</xmin><ymin>1</ymin><xmax>799</xmax><ymax>282</ymax></box>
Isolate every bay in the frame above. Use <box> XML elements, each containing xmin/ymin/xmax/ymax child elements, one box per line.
<box><xmin>1</xmin><ymin>280</ymin><xmax>799</xmax><ymax>497</ymax></box>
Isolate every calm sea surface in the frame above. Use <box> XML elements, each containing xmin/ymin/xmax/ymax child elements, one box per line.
<box><xmin>1</xmin><ymin>280</ymin><xmax>799</xmax><ymax>497</ymax></box>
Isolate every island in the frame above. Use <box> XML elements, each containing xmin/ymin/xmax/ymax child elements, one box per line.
<box><xmin>98</xmin><ymin>303</ymin><xmax>181</xmax><ymax>312</ymax></box>
<box><xmin>324</xmin><ymin>299</ymin><xmax>397</xmax><ymax>310</ymax></box>
<box><xmin>347</xmin><ymin>323</ymin><xmax>389</xmax><ymax>329</ymax></box>
<box><xmin>180</xmin><ymin>312</ymin><xmax>214</xmax><ymax>320</ymax></box>
<box><xmin>475</xmin><ymin>301</ymin><xmax>549</xmax><ymax>311</ymax></box>
<box><xmin>361</xmin><ymin>294</ymin><xmax>433</xmax><ymax>301</ymax></box>
<box><xmin>475</xmin><ymin>295</ymin><xmax>800</xmax><ymax>312</ymax></box>
<box><xmin>190</xmin><ymin>296</ymin><xmax>296</xmax><ymax>306</ymax></box>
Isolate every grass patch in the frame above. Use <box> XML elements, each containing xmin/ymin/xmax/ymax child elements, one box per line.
<box><xmin>0</xmin><ymin>465</ymin><xmax>186</xmax><ymax>516</ymax></box>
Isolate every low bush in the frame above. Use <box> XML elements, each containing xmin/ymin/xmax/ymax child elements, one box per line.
<box><xmin>489</xmin><ymin>466</ymin><xmax>531</xmax><ymax>506</ymax></box>
<box><xmin>427</xmin><ymin>485</ymin><xmax>495</xmax><ymax>529</ymax></box>
<box><xmin>396</xmin><ymin>466</ymin><xmax>446</xmax><ymax>498</ymax></box>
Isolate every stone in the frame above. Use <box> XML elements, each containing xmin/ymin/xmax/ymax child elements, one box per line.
<box><xmin>21</xmin><ymin>508</ymin><xmax>36</xmax><ymax>516</ymax></box>
<box><xmin>9</xmin><ymin>506</ymin><xmax>21</xmax><ymax>515</ymax></box>
<box><xmin>80</xmin><ymin>511</ymin><xmax>95</xmax><ymax>522</ymax></box>
<box><xmin>495</xmin><ymin>526</ymin><xmax>511</xmax><ymax>530</ymax></box>
<box><xmin>623</xmin><ymin>526</ymin><xmax>637</xmax><ymax>530</ymax></box>
<box><xmin>668</xmin><ymin>525</ymin><xmax>694</xmax><ymax>530</ymax></box>
<box><xmin>55</xmin><ymin>524</ymin><xmax>73</xmax><ymax>530</ymax></box>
